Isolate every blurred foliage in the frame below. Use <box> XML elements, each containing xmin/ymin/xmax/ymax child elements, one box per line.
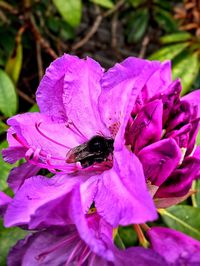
<box><xmin>0</xmin><ymin>0</ymin><xmax>200</xmax><ymax>261</ymax></box>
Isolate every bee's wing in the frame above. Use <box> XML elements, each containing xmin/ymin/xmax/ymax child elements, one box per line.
<box><xmin>66</xmin><ymin>143</ymin><xmax>93</xmax><ymax>163</ymax></box>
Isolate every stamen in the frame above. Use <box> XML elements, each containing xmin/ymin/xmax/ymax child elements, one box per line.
<box><xmin>65</xmin><ymin>240</ymin><xmax>83</xmax><ymax>265</ymax></box>
<box><xmin>66</xmin><ymin>120</ymin><xmax>88</xmax><ymax>141</ymax></box>
<box><xmin>35</xmin><ymin>121</ymin><xmax>72</xmax><ymax>149</ymax></box>
<box><xmin>36</xmin><ymin>233</ymin><xmax>79</xmax><ymax>262</ymax></box>
<box><xmin>77</xmin><ymin>246</ymin><xmax>91</xmax><ymax>266</ymax></box>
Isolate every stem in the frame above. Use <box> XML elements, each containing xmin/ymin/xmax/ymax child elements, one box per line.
<box><xmin>133</xmin><ymin>224</ymin><xmax>149</xmax><ymax>248</ymax></box>
<box><xmin>191</xmin><ymin>180</ymin><xmax>198</xmax><ymax>207</ymax></box>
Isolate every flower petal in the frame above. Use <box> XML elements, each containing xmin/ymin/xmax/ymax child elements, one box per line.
<box><xmin>99</xmin><ymin>57</ymin><xmax>169</xmax><ymax>150</ymax></box>
<box><xmin>7</xmin><ymin>112</ymin><xmax>81</xmax><ymax>170</ymax></box>
<box><xmin>147</xmin><ymin>226</ymin><xmax>200</xmax><ymax>265</ymax></box>
<box><xmin>8</xmin><ymin>227</ymin><xmax>81</xmax><ymax>266</ymax></box>
<box><xmin>126</xmin><ymin>99</ymin><xmax>163</xmax><ymax>154</ymax></box>
<box><xmin>7</xmin><ymin>162</ymin><xmax>40</xmax><ymax>192</ymax></box>
<box><xmin>138</xmin><ymin>139</ymin><xmax>182</xmax><ymax>186</ymax></box>
<box><xmin>115</xmin><ymin>247</ymin><xmax>168</xmax><ymax>266</ymax></box>
<box><xmin>0</xmin><ymin>192</ymin><xmax>11</xmax><ymax>217</ymax></box>
<box><xmin>63</xmin><ymin>56</ymin><xmax>109</xmax><ymax>139</ymax></box>
<box><xmin>94</xmin><ymin>147</ymin><xmax>157</xmax><ymax>226</ymax></box>
<box><xmin>36</xmin><ymin>54</ymin><xmax>79</xmax><ymax>122</ymax></box>
<box><xmin>4</xmin><ymin>175</ymin><xmax>80</xmax><ymax>228</ymax></box>
<box><xmin>156</xmin><ymin>156</ymin><xmax>200</xmax><ymax>198</ymax></box>
<box><xmin>182</xmin><ymin>89</ymin><xmax>200</xmax><ymax>119</ymax></box>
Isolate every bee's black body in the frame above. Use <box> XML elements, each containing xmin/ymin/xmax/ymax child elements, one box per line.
<box><xmin>66</xmin><ymin>135</ymin><xmax>114</xmax><ymax>168</ymax></box>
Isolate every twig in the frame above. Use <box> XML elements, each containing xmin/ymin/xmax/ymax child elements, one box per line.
<box><xmin>28</xmin><ymin>15</ymin><xmax>58</xmax><ymax>59</ymax></box>
<box><xmin>72</xmin><ymin>15</ymin><xmax>103</xmax><ymax>51</ymax></box>
<box><xmin>17</xmin><ymin>89</ymin><xmax>35</xmax><ymax>104</ymax></box>
<box><xmin>36</xmin><ymin>42</ymin><xmax>44</xmax><ymax>81</ymax></box>
<box><xmin>0</xmin><ymin>1</ymin><xmax>18</xmax><ymax>14</ymax></box>
<box><xmin>139</xmin><ymin>35</ymin><xmax>150</xmax><ymax>58</ymax></box>
<box><xmin>72</xmin><ymin>0</ymin><xmax>125</xmax><ymax>51</ymax></box>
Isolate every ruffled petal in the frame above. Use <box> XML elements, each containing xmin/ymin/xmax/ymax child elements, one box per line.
<box><xmin>63</xmin><ymin>56</ymin><xmax>109</xmax><ymax>139</ymax></box>
<box><xmin>36</xmin><ymin>54</ymin><xmax>79</xmax><ymax>122</ymax></box>
<box><xmin>4</xmin><ymin>175</ymin><xmax>80</xmax><ymax>228</ymax></box>
<box><xmin>147</xmin><ymin>226</ymin><xmax>200</xmax><ymax>265</ymax></box>
<box><xmin>138</xmin><ymin>139</ymin><xmax>182</xmax><ymax>186</ymax></box>
<box><xmin>94</xmin><ymin>147</ymin><xmax>157</xmax><ymax>226</ymax></box>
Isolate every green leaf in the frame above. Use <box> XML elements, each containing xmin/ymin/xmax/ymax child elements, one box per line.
<box><xmin>160</xmin><ymin>32</ymin><xmax>192</xmax><ymax>44</ymax></box>
<box><xmin>159</xmin><ymin>206</ymin><xmax>200</xmax><ymax>240</ymax></box>
<box><xmin>28</xmin><ymin>104</ymin><xmax>39</xmax><ymax>112</ymax></box>
<box><xmin>5</xmin><ymin>33</ymin><xmax>23</xmax><ymax>84</ymax></box>
<box><xmin>192</xmin><ymin>180</ymin><xmax>200</xmax><ymax>208</ymax></box>
<box><xmin>172</xmin><ymin>52</ymin><xmax>199</xmax><ymax>95</ymax></box>
<box><xmin>90</xmin><ymin>0</ymin><xmax>114</xmax><ymax>8</ymax></box>
<box><xmin>0</xmin><ymin>69</ymin><xmax>18</xmax><ymax>117</ymax></box>
<box><xmin>118</xmin><ymin>225</ymin><xmax>138</xmax><ymax>247</ymax></box>
<box><xmin>154</xmin><ymin>7</ymin><xmax>178</xmax><ymax>33</ymax></box>
<box><xmin>114</xmin><ymin>232</ymin><xmax>125</xmax><ymax>249</ymax></box>
<box><xmin>0</xmin><ymin>121</ymin><xmax>8</xmax><ymax>135</ymax></box>
<box><xmin>196</xmin><ymin>130</ymin><xmax>200</xmax><ymax>145</ymax></box>
<box><xmin>0</xmin><ymin>220</ymin><xmax>28</xmax><ymax>266</ymax></box>
<box><xmin>0</xmin><ymin>141</ymin><xmax>16</xmax><ymax>191</ymax></box>
<box><xmin>52</xmin><ymin>0</ymin><xmax>82</xmax><ymax>27</ymax></box>
<box><xmin>126</xmin><ymin>9</ymin><xmax>149</xmax><ymax>43</ymax></box>
<box><xmin>148</xmin><ymin>42</ymin><xmax>189</xmax><ymax>61</ymax></box>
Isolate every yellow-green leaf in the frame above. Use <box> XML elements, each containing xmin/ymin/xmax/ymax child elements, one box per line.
<box><xmin>0</xmin><ymin>69</ymin><xmax>18</xmax><ymax>117</ymax></box>
<box><xmin>5</xmin><ymin>42</ymin><xmax>23</xmax><ymax>85</ymax></box>
<box><xmin>172</xmin><ymin>52</ymin><xmax>199</xmax><ymax>95</ymax></box>
<box><xmin>53</xmin><ymin>0</ymin><xmax>82</xmax><ymax>27</ymax></box>
<box><xmin>148</xmin><ymin>43</ymin><xmax>189</xmax><ymax>61</ymax></box>
<box><xmin>160</xmin><ymin>32</ymin><xmax>192</xmax><ymax>44</ymax></box>
<box><xmin>159</xmin><ymin>206</ymin><xmax>200</xmax><ymax>240</ymax></box>
<box><xmin>89</xmin><ymin>0</ymin><xmax>114</xmax><ymax>8</ymax></box>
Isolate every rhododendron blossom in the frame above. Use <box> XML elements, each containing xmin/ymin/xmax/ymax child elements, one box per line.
<box><xmin>2</xmin><ymin>54</ymin><xmax>200</xmax><ymax>266</ymax></box>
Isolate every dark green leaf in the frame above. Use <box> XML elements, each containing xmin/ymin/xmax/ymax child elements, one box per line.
<box><xmin>0</xmin><ymin>220</ymin><xmax>28</xmax><ymax>266</ymax></box>
<box><xmin>0</xmin><ymin>69</ymin><xmax>18</xmax><ymax>117</ymax></box>
<box><xmin>89</xmin><ymin>0</ymin><xmax>114</xmax><ymax>8</ymax></box>
<box><xmin>154</xmin><ymin>7</ymin><xmax>178</xmax><ymax>33</ymax></box>
<box><xmin>52</xmin><ymin>0</ymin><xmax>82</xmax><ymax>27</ymax></box>
<box><xmin>126</xmin><ymin>9</ymin><xmax>149</xmax><ymax>43</ymax></box>
<box><xmin>159</xmin><ymin>206</ymin><xmax>200</xmax><ymax>240</ymax></box>
<box><xmin>172</xmin><ymin>52</ymin><xmax>199</xmax><ymax>95</ymax></box>
<box><xmin>160</xmin><ymin>32</ymin><xmax>192</xmax><ymax>44</ymax></box>
<box><xmin>114</xmin><ymin>232</ymin><xmax>125</xmax><ymax>249</ymax></box>
<box><xmin>148</xmin><ymin>43</ymin><xmax>189</xmax><ymax>61</ymax></box>
<box><xmin>118</xmin><ymin>225</ymin><xmax>138</xmax><ymax>247</ymax></box>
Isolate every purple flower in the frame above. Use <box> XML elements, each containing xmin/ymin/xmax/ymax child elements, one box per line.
<box><xmin>147</xmin><ymin>226</ymin><xmax>200</xmax><ymax>265</ymax></box>
<box><xmin>7</xmin><ymin>186</ymin><xmax>167</xmax><ymax>266</ymax></box>
<box><xmin>3</xmin><ymin>54</ymin><xmax>164</xmax><ymax>226</ymax></box>
<box><xmin>126</xmin><ymin>72</ymin><xmax>200</xmax><ymax>207</ymax></box>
